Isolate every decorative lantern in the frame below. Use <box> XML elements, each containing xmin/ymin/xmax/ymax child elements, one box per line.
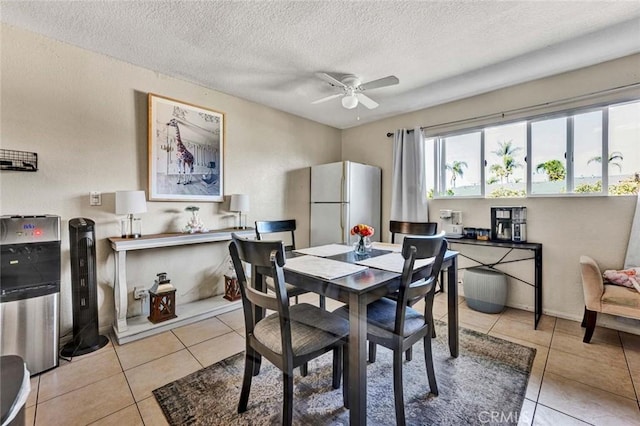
<box><xmin>148</xmin><ymin>272</ymin><xmax>177</xmax><ymax>323</ymax></box>
<box><xmin>224</xmin><ymin>258</ymin><xmax>241</xmax><ymax>301</ymax></box>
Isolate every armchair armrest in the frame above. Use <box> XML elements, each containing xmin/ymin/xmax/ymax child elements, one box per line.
<box><xmin>580</xmin><ymin>256</ymin><xmax>604</xmax><ymax>311</ymax></box>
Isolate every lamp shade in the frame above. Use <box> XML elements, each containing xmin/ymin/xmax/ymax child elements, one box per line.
<box><xmin>115</xmin><ymin>190</ymin><xmax>147</xmax><ymax>215</ymax></box>
<box><xmin>230</xmin><ymin>194</ymin><xmax>249</xmax><ymax>212</ymax></box>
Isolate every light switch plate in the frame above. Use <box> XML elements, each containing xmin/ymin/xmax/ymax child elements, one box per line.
<box><xmin>90</xmin><ymin>191</ymin><xmax>102</xmax><ymax>206</ymax></box>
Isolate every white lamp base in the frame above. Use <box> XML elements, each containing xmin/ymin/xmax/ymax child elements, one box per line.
<box><xmin>121</xmin><ymin>215</ymin><xmax>142</xmax><ymax>238</ymax></box>
<box><xmin>233</xmin><ymin>212</ymin><xmax>247</xmax><ymax>229</ymax></box>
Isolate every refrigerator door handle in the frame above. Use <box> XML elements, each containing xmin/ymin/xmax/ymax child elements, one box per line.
<box><xmin>340</xmin><ymin>162</ymin><xmax>346</xmax><ymax>203</ymax></box>
<box><xmin>340</xmin><ymin>162</ymin><xmax>346</xmax><ymax>243</ymax></box>
<box><xmin>340</xmin><ymin>203</ymin><xmax>345</xmax><ymax>243</ymax></box>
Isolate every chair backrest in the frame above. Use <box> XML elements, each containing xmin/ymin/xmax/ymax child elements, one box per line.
<box><xmin>390</xmin><ymin>220</ymin><xmax>438</xmax><ymax>243</ymax></box>
<box><xmin>395</xmin><ymin>232</ymin><xmax>448</xmax><ymax>334</ymax></box>
<box><xmin>229</xmin><ymin>233</ymin><xmax>291</xmax><ymax>341</ymax></box>
<box><xmin>255</xmin><ymin>219</ymin><xmax>297</xmax><ymax>251</ymax></box>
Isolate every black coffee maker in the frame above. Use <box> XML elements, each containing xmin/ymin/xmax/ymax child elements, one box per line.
<box><xmin>491</xmin><ymin>207</ymin><xmax>527</xmax><ymax>242</ymax></box>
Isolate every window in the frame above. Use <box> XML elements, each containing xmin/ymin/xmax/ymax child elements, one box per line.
<box><xmin>484</xmin><ymin>122</ymin><xmax>526</xmax><ymax>198</ymax></box>
<box><xmin>573</xmin><ymin>110</ymin><xmax>603</xmax><ymax>193</ymax></box>
<box><xmin>430</xmin><ymin>99</ymin><xmax>639</xmax><ymax>198</ymax></box>
<box><xmin>441</xmin><ymin>132</ymin><xmax>482</xmax><ymax>197</ymax></box>
<box><xmin>609</xmin><ymin>102</ymin><xmax>640</xmax><ymax>194</ymax></box>
<box><xmin>530</xmin><ymin>117</ymin><xmax>567</xmax><ymax>195</ymax></box>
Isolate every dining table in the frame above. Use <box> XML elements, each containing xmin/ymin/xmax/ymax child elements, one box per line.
<box><xmin>277</xmin><ymin>243</ymin><xmax>460</xmax><ymax>426</ymax></box>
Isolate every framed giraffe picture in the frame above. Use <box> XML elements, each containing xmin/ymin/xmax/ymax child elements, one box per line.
<box><xmin>148</xmin><ymin>93</ymin><xmax>224</xmax><ymax>202</ymax></box>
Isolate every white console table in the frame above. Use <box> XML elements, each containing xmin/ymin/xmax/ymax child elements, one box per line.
<box><xmin>108</xmin><ymin>228</ymin><xmax>254</xmax><ymax>344</ymax></box>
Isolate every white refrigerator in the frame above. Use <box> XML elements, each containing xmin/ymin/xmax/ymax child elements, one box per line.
<box><xmin>310</xmin><ymin>161</ymin><xmax>381</xmax><ymax>246</ymax></box>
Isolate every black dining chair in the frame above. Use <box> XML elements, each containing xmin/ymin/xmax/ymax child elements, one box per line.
<box><xmin>390</xmin><ymin>220</ymin><xmax>441</xmax><ymax>296</ymax></box>
<box><xmin>389</xmin><ymin>220</ymin><xmax>438</xmax><ymax>244</ymax></box>
<box><xmin>335</xmin><ymin>233</ymin><xmax>447</xmax><ymax>426</ymax></box>
<box><xmin>380</xmin><ymin>220</ymin><xmax>440</xmax><ymax>363</ymax></box>
<box><xmin>255</xmin><ymin>219</ymin><xmax>326</xmax><ymax>310</ymax></box>
<box><xmin>229</xmin><ymin>234</ymin><xmax>349</xmax><ymax>425</ymax></box>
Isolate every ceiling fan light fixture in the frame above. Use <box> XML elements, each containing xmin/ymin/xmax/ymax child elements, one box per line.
<box><xmin>342</xmin><ymin>94</ymin><xmax>358</xmax><ymax>109</ymax></box>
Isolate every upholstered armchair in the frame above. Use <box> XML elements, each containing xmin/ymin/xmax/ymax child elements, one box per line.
<box><xmin>580</xmin><ymin>255</ymin><xmax>640</xmax><ymax>343</ymax></box>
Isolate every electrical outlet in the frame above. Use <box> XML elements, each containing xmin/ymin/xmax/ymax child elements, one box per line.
<box><xmin>90</xmin><ymin>191</ymin><xmax>102</xmax><ymax>206</ymax></box>
<box><xmin>134</xmin><ymin>287</ymin><xmax>148</xmax><ymax>300</ymax></box>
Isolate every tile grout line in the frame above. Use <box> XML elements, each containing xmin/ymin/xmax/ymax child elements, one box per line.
<box><xmin>183</xmin><ymin>328</ymin><xmax>246</xmax><ymax>369</ymax></box>
<box><xmin>33</xmin><ymin>369</ymin><xmax>129</xmax><ymax>424</ymax></box>
<box><xmin>534</xmin><ymin>402</ymin><xmax>597</xmax><ymax>426</ymax></box>
<box><xmin>619</xmin><ymin>333</ymin><xmax>640</xmax><ymax>409</ymax></box>
<box><xmin>184</xmin><ymin>343</ymin><xmax>206</xmax><ymax>371</ymax></box>
<box><xmin>137</xmin><ymin>396</ymin><xmax>161</xmax><ymax>426</ymax></box>
<box><xmin>118</xmin><ymin>332</ymin><xmax>196</xmax><ymax>404</ymax></box>
<box><xmin>111</xmin><ymin>333</ymin><xmax>142</xmax><ymax>422</ymax></box>
<box><xmin>534</xmin><ymin>317</ymin><xmax>556</xmax><ymax>403</ymax></box>
<box><xmin>31</xmin><ymin>377</ymin><xmax>40</xmax><ymax>426</ymax></box>
<box><xmin>171</xmin><ymin>323</ymin><xmax>237</xmax><ymax>349</ymax></box>
<box><xmin>136</xmin><ymin>400</ymin><xmax>149</xmax><ymax>426</ymax></box>
<box><xmin>33</xmin><ymin>348</ymin><xmax>118</xmax><ymax>421</ymax></box>
<box><xmin>35</xmin><ymin>369</ymin><xmax>123</xmax><ymax>405</ymax></box>
<box><xmin>540</xmin><ymin>322</ymin><xmax>638</xmax><ymax>422</ymax></box>
<box><xmin>541</xmin><ymin>363</ymin><xmax>639</xmax><ymax>403</ymax></box>
<box><xmin>116</xmin><ymin>323</ymin><xmax>241</xmax><ymax>412</ymax></box>
<box><xmin>526</xmin><ymin>318</ymin><xmax>555</xmax><ymax>422</ymax></box>
<box><xmin>115</xmin><ymin>336</ymin><xmax>187</xmax><ymax>372</ymax></box>
<box><xmin>85</xmin><ymin>403</ymin><xmax>139</xmax><ymax>425</ymax></box>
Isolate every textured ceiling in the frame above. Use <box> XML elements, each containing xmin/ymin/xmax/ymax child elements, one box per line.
<box><xmin>2</xmin><ymin>1</ymin><xmax>640</xmax><ymax>129</ymax></box>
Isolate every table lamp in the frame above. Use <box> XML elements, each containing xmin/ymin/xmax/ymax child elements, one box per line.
<box><xmin>115</xmin><ymin>190</ymin><xmax>147</xmax><ymax>238</ymax></box>
<box><xmin>230</xmin><ymin>194</ymin><xmax>249</xmax><ymax>229</ymax></box>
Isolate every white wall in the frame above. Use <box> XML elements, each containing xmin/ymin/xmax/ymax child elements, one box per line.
<box><xmin>0</xmin><ymin>25</ymin><xmax>342</xmax><ymax>333</ymax></box>
<box><xmin>342</xmin><ymin>54</ymin><xmax>640</xmax><ymax>333</ymax></box>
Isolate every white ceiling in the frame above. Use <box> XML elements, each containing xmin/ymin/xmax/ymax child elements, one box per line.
<box><xmin>2</xmin><ymin>1</ymin><xmax>640</xmax><ymax>129</ymax></box>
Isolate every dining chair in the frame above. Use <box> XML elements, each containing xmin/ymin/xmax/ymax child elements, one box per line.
<box><xmin>335</xmin><ymin>232</ymin><xmax>447</xmax><ymax>426</ymax></box>
<box><xmin>383</xmin><ymin>220</ymin><xmax>440</xmax><ymax>363</ymax></box>
<box><xmin>229</xmin><ymin>233</ymin><xmax>349</xmax><ymax>425</ymax></box>
<box><xmin>390</xmin><ymin>220</ymin><xmax>441</xmax><ymax>298</ymax></box>
<box><xmin>255</xmin><ymin>219</ymin><xmax>326</xmax><ymax>311</ymax></box>
<box><xmin>389</xmin><ymin>220</ymin><xmax>438</xmax><ymax>243</ymax></box>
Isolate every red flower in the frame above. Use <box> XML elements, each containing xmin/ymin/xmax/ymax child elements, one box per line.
<box><xmin>350</xmin><ymin>224</ymin><xmax>374</xmax><ymax>237</ymax></box>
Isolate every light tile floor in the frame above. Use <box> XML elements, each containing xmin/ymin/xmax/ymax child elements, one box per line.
<box><xmin>24</xmin><ymin>292</ymin><xmax>640</xmax><ymax>425</ymax></box>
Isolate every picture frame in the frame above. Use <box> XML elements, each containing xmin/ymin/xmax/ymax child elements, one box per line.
<box><xmin>148</xmin><ymin>93</ymin><xmax>224</xmax><ymax>202</ymax></box>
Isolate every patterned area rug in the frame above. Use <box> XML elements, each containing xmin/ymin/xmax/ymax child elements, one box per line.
<box><xmin>153</xmin><ymin>321</ymin><xmax>535</xmax><ymax>425</ymax></box>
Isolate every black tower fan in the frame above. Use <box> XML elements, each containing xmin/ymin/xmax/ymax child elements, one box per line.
<box><xmin>61</xmin><ymin>218</ymin><xmax>109</xmax><ymax>356</ymax></box>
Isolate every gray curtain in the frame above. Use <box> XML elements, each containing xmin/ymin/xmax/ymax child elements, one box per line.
<box><xmin>390</xmin><ymin>127</ymin><xmax>428</xmax><ymax>221</ymax></box>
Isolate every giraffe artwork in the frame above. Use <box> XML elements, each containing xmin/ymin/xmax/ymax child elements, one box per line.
<box><xmin>166</xmin><ymin>119</ymin><xmax>195</xmax><ymax>184</ymax></box>
<box><xmin>149</xmin><ymin>94</ymin><xmax>224</xmax><ymax>202</ymax></box>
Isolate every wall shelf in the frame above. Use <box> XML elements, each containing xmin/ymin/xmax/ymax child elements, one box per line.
<box><xmin>108</xmin><ymin>228</ymin><xmax>254</xmax><ymax>344</ymax></box>
<box><xmin>0</xmin><ymin>149</ymin><xmax>38</xmax><ymax>172</ymax></box>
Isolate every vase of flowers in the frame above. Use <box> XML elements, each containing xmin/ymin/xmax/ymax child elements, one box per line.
<box><xmin>351</xmin><ymin>224</ymin><xmax>374</xmax><ymax>255</ymax></box>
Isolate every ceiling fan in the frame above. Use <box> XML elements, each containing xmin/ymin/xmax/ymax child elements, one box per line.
<box><xmin>311</xmin><ymin>73</ymin><xmax>399</xmax><ymax>110</ymax></box>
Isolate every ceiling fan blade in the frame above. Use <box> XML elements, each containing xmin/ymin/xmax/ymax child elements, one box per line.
<box><xmin>356</xmin><ymin>93</ymin><xmax>379</xmax><ymax>109</ymax></box>
<box><xmin>311</xmin><ymin>93</ymin><xmax>342</xmax><ymax>104</ymax></box>
<box><xmin>316</xmin><ymin>72</ymin><xmax>347</xmax><ymax>88</ymax></box>
<box><xmin>359</xmin><ymin>75</ymin><xmax>399</xmax><ymax>91</ymax></box>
